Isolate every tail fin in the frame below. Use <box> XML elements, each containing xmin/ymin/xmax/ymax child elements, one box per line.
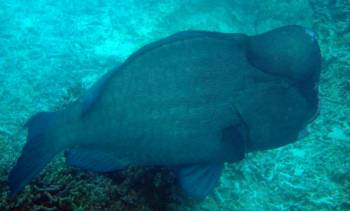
<box><xmin>8</xmin><ymin>111</ymin><xmax>63</xmax><ymax>196</ymax></box>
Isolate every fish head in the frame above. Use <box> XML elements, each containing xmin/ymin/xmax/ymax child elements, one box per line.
<box><xmin>240</xmin><ymin>25</ymin><xmax>321</xmax><ymax>152</ymax></box>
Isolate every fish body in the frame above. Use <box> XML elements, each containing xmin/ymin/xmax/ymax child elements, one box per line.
<box><xmin>9</xmin><ymin>26</ymin><xmax>321</xmax><ymax>198</ymax></box>
<box><xmin>66</xmin><ymin>32</ymin><xmax>249</xmax><ymax>166</ymax></box>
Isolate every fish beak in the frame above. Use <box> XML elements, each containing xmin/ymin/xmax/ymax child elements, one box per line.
<box><xmin>298</xmin><ymin>127</ymin><xmax>310</xmax><ymax>139</ymax></box>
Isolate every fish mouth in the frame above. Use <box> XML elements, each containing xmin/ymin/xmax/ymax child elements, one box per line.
<box><xmin>295</xmin><ymin>76</ymin><xmax>320</xmax><ymax>125</ymax></box>
<box><xmin>295</xmin><ymin>82</ymin><xmax>320</xmax><ymax>140</ymax></box>
<box><xmin>306</xmin><ymin>85</ymin><xmax>320</xmax><ymax>124</ymax></box>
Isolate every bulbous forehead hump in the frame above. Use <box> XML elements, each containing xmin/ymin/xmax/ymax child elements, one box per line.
<box><xmin>246</xmin><ymin>25</ymin><xmax>321</xmax><ymax>84</ymax></box>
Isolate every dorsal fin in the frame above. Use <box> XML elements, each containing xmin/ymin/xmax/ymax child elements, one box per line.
<box><xmin>65</xmin><ymin>148</ymin><xmax>129</xmax><ymax>172</ymax></box>
<box><xmin>81</xmin><ymin>69</ymin><xmax>117</xmax><ymax>117</ymax></box>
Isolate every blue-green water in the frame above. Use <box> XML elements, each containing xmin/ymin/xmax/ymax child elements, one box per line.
<box><xmin>0</xmin><ymin>0</ymin><xmax>349</xmax><ymax>210</ymax></box>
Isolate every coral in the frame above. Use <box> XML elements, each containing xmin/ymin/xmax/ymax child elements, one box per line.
<box><xmin>1</xmin><ymin>157</ymin><xmax>180</xmax><ymax>210</ymax></box>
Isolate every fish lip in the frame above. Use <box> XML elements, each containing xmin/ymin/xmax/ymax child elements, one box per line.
<box><xmin>308</xmin><ymin>84</ymin><xmax>321</xmax><ymax>123</ymax></box>
<box><xmin>298</xmin><ymin>127</ymin><xmax>310</xmax><ymax>139</ymax></box>
<box><xmin>287</xmin><ymin>68</ymin><xmax>320</xmax><ymax>123</ymax></box>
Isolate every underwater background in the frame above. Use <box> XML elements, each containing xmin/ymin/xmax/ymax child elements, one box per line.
<box><xmin>0</xmin><ymin>0</ymin><xmax>349</xmax><ymax>210</ymax></box>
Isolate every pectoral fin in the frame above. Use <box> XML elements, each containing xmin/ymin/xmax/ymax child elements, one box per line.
<box><xmin>176</xmin><ymin>163</ymin><xmax>223</xmax><ymax>199</ymax></box>
<box><xmin>221</xmin><ymin>123</ymin><xmax>247</xmax><ymax>162</ymax></box>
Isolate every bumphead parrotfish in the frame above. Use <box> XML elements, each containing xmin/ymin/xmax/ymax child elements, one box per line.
<box><xmin>9</xmin><ymin>25</ymin><xmax>321</xmax><ymax>199</ymax></box>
